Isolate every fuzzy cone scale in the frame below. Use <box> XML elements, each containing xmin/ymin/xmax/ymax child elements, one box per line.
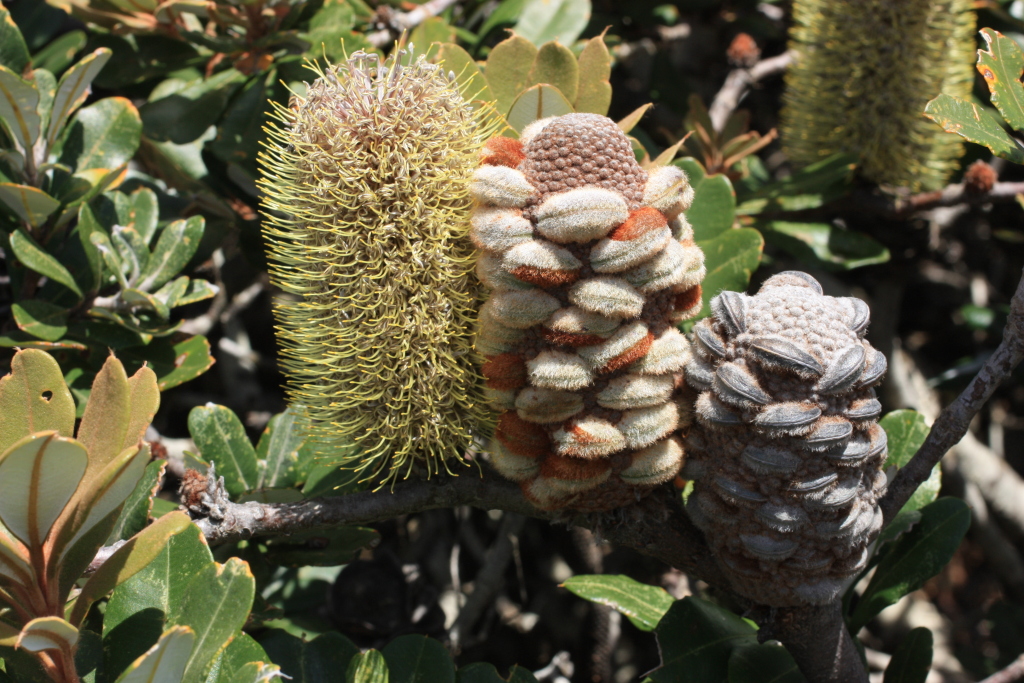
<box><xmin>472</xmin><ymin>113</ymin><xmax>706</xmax><ymax>512</ymax></box>
<box><xmin>684</xmin><ymin>272</ymin><xmax>888</xmax><ymax>606</ymax></box>
<box><xmin>259</xmin><ymin>50</ymin><xmax>498</xmax><ymax>485</ymax></box>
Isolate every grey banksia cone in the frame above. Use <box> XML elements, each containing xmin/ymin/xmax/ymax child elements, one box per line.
<box><xmin>684</xmin><ymin>272</ymin><xmax>888</xmax><ymax>606</ymax></box>
<box><xmin>470</xmin><ymin>113</ymin><xmax>706</xmax><ymax>512</ymax></box>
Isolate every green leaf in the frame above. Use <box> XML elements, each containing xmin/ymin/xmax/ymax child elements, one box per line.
<box><xmin>108</xmin><ymin>460</ymin><xmax>165</xmax><ymax>543</ymax></box>
<box><xmin>381</xmin><ymin>635</ymin><xmax>455</xmax><ymax>683</ymax></box>
<box><xmin>126</xmin><ymin>187</ymin><xmax>159</xmax><ymax>243</ymax></box>
<box><xmin>207</xmin><ymin>73</ymin><xmax>268</xmax><ymax>169</ymax></box>
<box><xmin>574</xmin><ymin>33</ymin><xmax>611</xmax><ymax>116</ymax></box>
<box><xmin>113</xmin><ymin>626</ymin><xmax>195</xmax><ymax>683</ymax></box>
<box><xmin>348</xmin><ymin>650</ymin><xmax>389</xmax><ymax>683</ymax></box>
<box><xmin>208</xmin><ymin>632</ymin><xmax>270</xmax><ymax>683</ymax></box>
<box><xmin>562</xmin><ymin>575</ymin><xmax>674</xmax><ymax>631</ymax></box>
<box><xmin>877</xmin><ymin>411</ymin><xmax>941</xmax><ymax>543</ymax></box>
<box><xmin>0</xmin><ymin>64</ymin><xmax>40</xmax><ymax>154</ymax></box>
<box><xmin>514</xmin><ymin>0</ymin><xmax>592</xmax><ymax>47</ymax></box>
<box><xmin>506</xmin><ymin>84</ymin><xmax>574</xmax><ymax>134</ymax></box>
<box><xmin>0</xmin><ymin>7</ymin><xmax>29</xmax><ymax>74</ymax></box>
<box><xmin>0</xmin><ymin>348</ymin><xmax>76</xmax><ymax>454</ymax></box>
<box><xmin>69</xmin><ymin>511</ymin><xmax>192</xmax><ymax>627</ymax></box>
<box><xmin>303</xmin><ymin>0</ymin><xmax>356</xmax><ymax>61</ymax></box>
<box><xmin>924</xmin><ymin>94</ymin><xmax>1024</xmax><ymax>163</ymax></box>
<box><xmin>263</xmin><ymin>526</ymin><xmax>379</xmax><ymax>567</ymax></box>
<box><xmin>674</xmin><ymin>158</ymin><xmax>735</xmax><ymax>241</ymax></box>
<box><xmin>526</xmin><ymin>42</ymin><xmax>578</xmax><ymax>104</ymax></box>
<box><xmin>256</xmin><ymin>406</ymin><xmax>311</xmax><ymax>489</ymax></box>
<box><xmin>485</xmin><ymin>36</ymin><xmax>539</xmax><ymax>117</ymax></box>
<box><xmin>0</xmin><ymin>184</ymin><xmax>59</xmax><ymax>228</ymax></box>
<box><xmin>123</xmin><ymin>288</ymin><xmax>170</xmax><ymax>320</ymax></box>
<box><xmin>456</xmin><ymin>664</ymin><xmax>539</xmax><ymax>683</ymax></box>
<box><xmin>137</xmin><ymin>215</ymin><xmax>204</xmax><ymax>291</ymax></box>
<box><xmin>46</xmin><ymin>48</ymin><xmax>112</xmax><ymax>152</ymax></box>
<box><xmin>60</xmin><ymin>96</ymin><xmax>141</xmax><ymax>173</ymax></box>
<box><xmin>736</xmin><ymin>155</ymin><xmax>855</xmax><ymax>215</ymax></box>
<box><xmin>176</xmin><ymin>279</ymin><xmax>219</xmax><ymax>307</ymax></box>
<box><xmin>650</xmin><ymin>597</ymin><xmax>756</xmax><ymax>683</ymax></box>
<box><xmin>849</xmin><ymin>498</ymin><xmax>971</xmax><ymax>632</ymax></box>
<box><xmin>883</xmin><ymin>627</ymin><xmax>933</xmax><ymax>683</ymax></box>
<box><xmin>31</xmin><ymin>30</ymin><xmax>87</xmax><ymax>76</ymax></box>
<box><xmin>188</xmin><ymin>404</ymin><xmax>259</xmax><ymax>497</ymax></box>
<box><xmin>12</xmin><ymin>300</ymin><xmax>68</xmax><ymax>342</ymax></box>
<box><xmin>693</xmin><ymin>228</ymin><xmax>764</xmax><ymax>320</ymax></box>
<box><xmin>140</xmin><ymin>69</ymin><xmax>245</xmax><ymax>145</ymax></box>
<box><xmin>118</xmin><ymin>334</ymin><xmax>215</xmax><ymax>391</ymax></box>
<box><xmin>759</xmin><ymin>221</ymin><xmax>890</xmax><ymax>271</ymax></box>
<box><xmin>727</xmin><ymin>642</ymin><xmax>805</xmax><ymax>683</ymax></box>
<box><xmin>477</xmin><ymin>0</ymin><xmax>527</xmax><ymax>40</ymax></box>
<box><xmin>977</xmin><ymin>29</ymin><xmax>1024</xmax><ymax>132</ymax></box>
<box><xmin>0</xmin><ymin>433</ymin><xmax>87</xmax><ymax>549</ymax></box>
<box><xmin>259</xmin><ymin>631</ymin><xmax>359</xmax><ymax>683</ymax></box>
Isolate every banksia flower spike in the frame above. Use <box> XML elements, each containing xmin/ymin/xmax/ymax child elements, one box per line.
<box><xmin>782</xmin><ymin>0</ymin><xmax>975</xmax><ymax>191</ymax></box>
<box><xmin>259</xmin><ymin>49</ymin><xmax>500</xmax><ymax>485</ymax></box>
<box><xmin>684</xmin><ymin>272</ymin><xmax>888</xmax><ymax>606</ymax></box>
<box><xmin>473</xmin><ymin>113</ymin><xmax>706</xmax><ymax>512</ymax></box>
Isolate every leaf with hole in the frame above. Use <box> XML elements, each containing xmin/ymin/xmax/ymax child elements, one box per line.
<box><xmin>0</xmin><ymin>349</ymin><xmax>76</xmax><ymax>454</ymax></box>
<box><xmin>977</xmin><ymin>29</ymin><xmax>1024</xmax><ymax>132</ymax></box>
<box><xmin>562</xmin><ymin>574</ymin><xmax>674</xmax><ymax>631</ymax></box>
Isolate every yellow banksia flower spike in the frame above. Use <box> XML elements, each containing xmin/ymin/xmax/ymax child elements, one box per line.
<box><xmin>258</xmin><ymin>48</ymin><xmax>501</xmax><ymax>486</ymax></box>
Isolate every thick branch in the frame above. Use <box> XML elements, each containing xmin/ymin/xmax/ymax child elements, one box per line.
<box><xmin>880</xmin><ymin>267</ymin><xmax>1024</xmax><ymax>525</ymax></box>
<box><xmin>758</xmin><ymin>601</ymin><xmax>867</xmax><ymax>683</ymax></box>
<box><xmin>708</xmin><ymin>51</ymin><xmax>793</xmax><ymax>132</ymax></box>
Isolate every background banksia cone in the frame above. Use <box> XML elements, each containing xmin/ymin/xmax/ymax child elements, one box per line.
<box><xmin>259</xmin><ymin>49</ymin><xmax>498</xmax><ymax>485</ymax></box>
<box><xmin>472</xmin><ymin>113</ymin><xmax>706</xmax><ymax>512</ymax></box>
<box><xmin>684</xmin><ymin>272</ymin><xmax>888</xmax><ymax>606</ymax></box>
<box><xmin>782</xmin><ymin>0</ymin><xmax>975</xmax><ymax>191</ymax></box>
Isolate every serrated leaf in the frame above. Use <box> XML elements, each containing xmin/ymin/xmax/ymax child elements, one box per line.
<box><xmin>527</xmin><ymin>41</ymin><xmax>578</xmax><ymax>104</ymax></box>
<box><xmin>514</xmin><ymin>0</ymin><xmax>591</xmax><ymax>46</ymax></box>
<box><xmin>759</xmin><ymin>221</ymin><xmax>890</xmax><ymax>271</ymax></box>
<box><xmin>0</xmin><ymin>64</ymin><xmax>40</xmax><ymax>153</ymax></box>
<box><xmin>12</xmin><ymin>300</ymin><xmax>69</xmax><ymax>342</ymax></box>
<box><xmin>0</xmin><ymin>7</ymin><xmax>29</xmax><ymax>74</ymax></box>
<box><xmin>137</xmin><ymin>215</ymin><xmax>204</xmax><ymax>291</ymax></box>
<box><xmin>169</xmin><ymin>557</ymin><xmax>255</xmax><ymax>683</ymax></box>
<box><xmin>108</xmin><ymin>459</ymin><xmax>165</xmax><ymax>543</ymax></box>
<box><xmin>727</xmin><ymin>642</ymin><xmax>805</xmax><ymax>683</ymax></box>
<box><xmin>17</xmin><ymin>617</ymin><xmax>79</xmax><ymax>652</ymax></box>
<box><xmin>562</xmin><ymin>575</ymin><xmax>674</xmax><ymax>631</ymax></box>
<box><xmin>694</xmin><ymin>228</ymin><xmax>763</xmax><ymax>320</ymax></box>
<box><xmin>69</xmin><ymin>511</ymin><xmax>192</xmax><ymax>627</ymax></box>
<box><xmin>978</xmin><ymin>29</ymin><xmax>1024</xmax><ymax>132</ymax></box>
<box><xmin>575</xmin><ymin>32</ymin><xmax>611</xmax><ymax>115</ymax></box>
<box><xmin>113</xmin><ymin>626</ymin><xmax>195</xmax><ymax>683</ymax></box>
<box><xmin>348</xmin><ymin>650</ymin><xmax>389</xmax><ymax>683</ymax></box>
<box><xmin>46</xmin><ymin>48</ymin><xmax>112</xmax><ymax>151</ymax></box>
<box><xmin>674</xmin><ymin>158</ymin><xmax>735</xmax><ymax>240</ymax></box>
<box><xmin>485</xmin><ymin>36</ymin><xmax>539</xmax><ymax>117</ymax></box>
<box><xmin>259</xmin><ymin>631</ymin><xmax>359</xmax><ymax>683</ymax></box>
<box><xmin>0</xmin><ymin>433</ymin><xmax>87</xmax><ymax>549</ymax></box>
<box><xmin>651</xmin><ymin>597</ymin><xmax>756</xmax><ymax>683</ymax></box>
<box><xmin>506</xmin><ymin>84</ymin><xmax>574</xmax><ymax>134</ymax></box>
<box><xmin>848</xmin><ymin>498</ymin><xmax>971</xmax><ymax>633</ymax></box>
<box><xmin>189</xmin><ymin>404</ymin><xmax>259</xmax><ymax>497</ymax></box>
<box><xmin>883</xmin><ymin>627</ymin><xmax>932</xmax><ymax>683</ymax></box>
<box><xmin>60</xmin><ymin>96</ymin><xmax>141</xmax><ymax>172</ymax></box>
<box><xmin>0</xmin><ymin>348</ymin><xmax>76</xmax><ymax>455</ymax></box>
<box><xmin>0</xmin><ymin>184</ymin><xmax>59</xmax><ymax>228</ymax></box>
<box><xmin>381</xmin><ymin>635</ymin><xmax>455</xmax><ymax>683</ymax></box>
<box><xmin>924</xmin><ymin>94</ymin><xmax>1024</xmax><ymax>163</ymax></box>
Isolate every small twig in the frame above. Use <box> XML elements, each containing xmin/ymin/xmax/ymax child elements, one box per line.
<box><xmin>880</xmin><ymin>267</ymin><xmax>1024</xmax><ymax>526</ymax></box>
<box><xmin>708</xmin><ymin>51</ymin><xmax>793</xmax><ymax>132</ymax></box>
<box><xmin>367</xmin><ymin>0</ymin><xmax>461</xmax><ymax>48</ymax></box>
<box><xmin>981</xmin><ymin>655</ymin><xmax>1024</xmax><ymax>683</ymax></box>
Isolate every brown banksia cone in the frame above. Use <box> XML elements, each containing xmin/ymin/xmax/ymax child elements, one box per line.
<box><xmin>684</xmin><ymin>272</ymin><xmax>888</xmax><ymax>606</ymax></box>
<box><xmin>470</xmin><ymin>113</ymin><xmax>706</xmax><ymax>512</ymax></box>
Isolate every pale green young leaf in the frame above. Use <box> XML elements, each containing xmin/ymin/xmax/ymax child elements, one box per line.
<box><xmin>506</xmin><ymin>84</ymin><xmax>574</xmax><ymax>133</ymax></box>
<box><xmin>514</xmin><ymin>0</ymin><xmax>591</xmax><ymax>46</ymax></box>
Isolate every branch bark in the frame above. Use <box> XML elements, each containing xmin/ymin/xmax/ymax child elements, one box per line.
<box><xmin>367</xmin><ymin>0</ymin><xmax>461</xmax><ymax>48</ymax></box>
<box><xmin>880</xmin><ymin>266</ymin><xmax>1024</xmax><ymax>525</ymax></box>
<box><xmin>708</xmin><ymin>51</ymin><xmax>793</xmax><ymax>132</ymax></box>
<box><xmin>758</xmin><ymin>601</ymin><xmax>867</xmax><ymax>683</ymax></box>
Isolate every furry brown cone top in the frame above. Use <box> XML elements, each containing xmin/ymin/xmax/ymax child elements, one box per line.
<box><xmin>470</xmin><ymin>113</ymin><xmax>706</xmax><ymax>512</ymax></box>
<box><xmin>684</xmin><ymin>272</ymin><xmax>888</xmax><ymax>606</ymax></box>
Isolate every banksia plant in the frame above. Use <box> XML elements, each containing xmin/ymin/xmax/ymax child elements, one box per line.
<box><xmin>473</xmin><ymin>113</ymin><xmax>706</xmax><ymax>512</ymax></box>
<box><xmin>782</xmin><ymin>0</ymin><xmax>975</xmax><ymax>190</ymax></box>
<box><xmin>259</xmin><ymin>48</ymin><xmax>500</xmax><ymax>485</ymax></box>
<box><xmin>683</xmin><ymin>272</ymin><xmax>888</xmax><ymax>606</ymax></box>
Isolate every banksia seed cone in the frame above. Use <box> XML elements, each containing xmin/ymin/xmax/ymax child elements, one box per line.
<box><xmin>782</xmin><ymin>0</ymin><xmax>975</xmax><ymax>191</ymax></box>
<box><xmin>684</xmin><ymin>272</ymin><xmax>888</xmax><ymax>606</ymax></box>
<box><xmin>259</xmin><ymin>49</ymin><xmax>498</xmax><ymax>485</ymax></box>
<box><xmin>472</xmin><ymin>113</ymin><xmax>706</xmax><ymax>512</ymax></box>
